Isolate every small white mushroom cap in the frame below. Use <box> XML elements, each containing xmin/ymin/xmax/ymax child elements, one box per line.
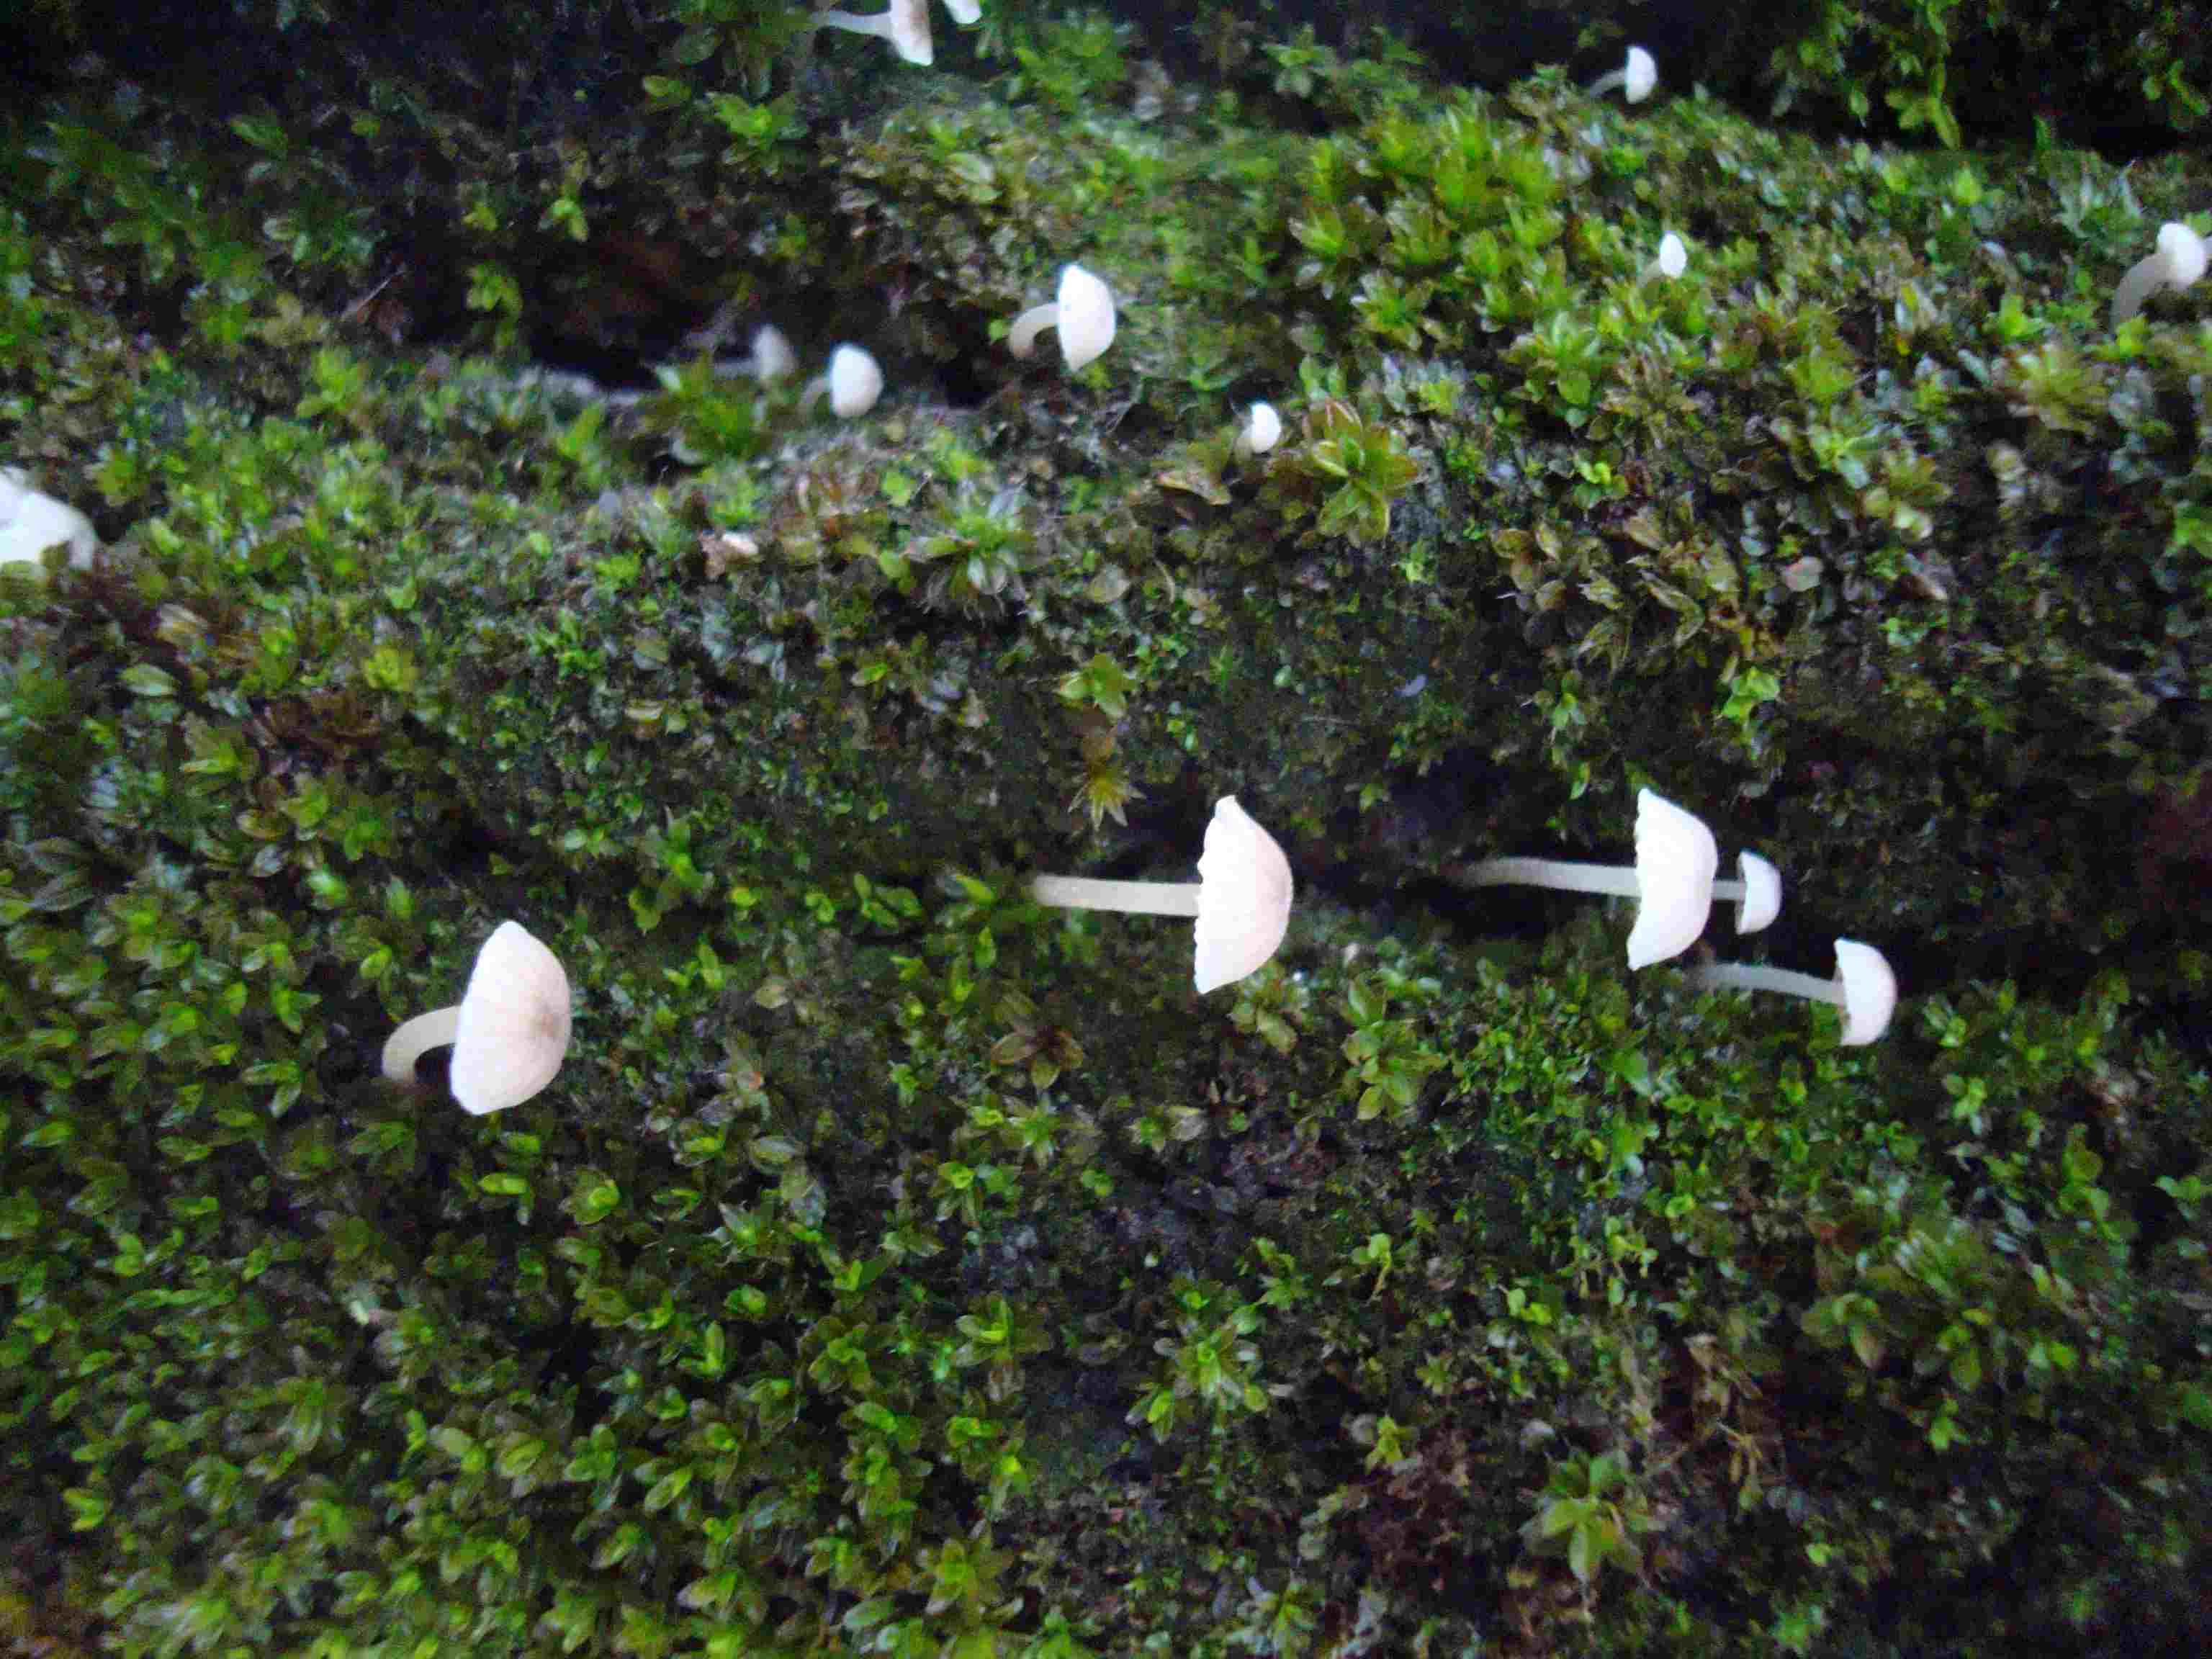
<box><xmin>1734</xmin><ymin>851</ymin><xmax>1781</xmax><ymax>933</ymax></box>
<box><xmin>940</xmin><ymin>0</ymin><xmax>980</xmax><ymax>22</ymax></box>
<box><xmin>2113</xmin><ymin>222</ymin><xmax>2209</xmax><ymax>324</ymax></box>
<box><xmin>1007</xmin><ymin>263</ymin><xmax>1117</xmax><ymax>370</ymax></box>
<box><xmin>825</xmin><ymin>344</ymin><xmax>884</xmax><ymax>418</ymax></box>
<box><xmin>1624</xmin><ymin>788</ymin><xmax>1718</xmax><ymax>969</ymax></box>
<box><xmin>1241</xmin><ymin>401</ymin><xmax>1282</xmax><ymax>456</ymax></box>
<box><xmin>449</xmin><ymin>922</ymin><xmax>574</xmax><ymax>1115</ymax></box>
<box><xmin>1624</xmin><ymin>45</ymin><xmax>1658</xmax><ymax>102</ymax></box>
<box><xmin>0</xmin><ymin>468</ymin><xmax>97</xmax><ymax>571</ymax></box>
<box><xmin>2159</xmin><ymin>221</ymin><xmax>2209</xmax><ymax>288</ymax></box>
<box><xmin>1833</xmin><ymin>938</ymin><xmax>1897</xmax><ymax>1046</ymax></box>
<box><xmin>1192</xmin><ymin>796</ymin><xmax>1295</xmax><ymax>994</ymax></box>
<box><xmin>1654</xmin><ymin>232</ymin><xmax>1686</xmax><ymax>279</ymax></box>
<box><xmin>750</xmin><ymin>324</ymin><xmax>797</xmax><ymax>382</ymax></box>
<box><xmin>1053</xmin><ymin>263</ymin><xmax>1117</xmax><ymax>371</ymax></box>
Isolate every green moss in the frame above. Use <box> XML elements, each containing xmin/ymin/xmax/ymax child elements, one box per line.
<box><xmin>3</xmin><ymin>13</ymin><xmax>2212</xmax><ymax>1659</ymax></box>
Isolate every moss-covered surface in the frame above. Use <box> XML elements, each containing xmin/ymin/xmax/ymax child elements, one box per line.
<box><xmin>4</xmin><ymin>9</ymin><xmax>2212</xmax><ymax>1657</ymax></box>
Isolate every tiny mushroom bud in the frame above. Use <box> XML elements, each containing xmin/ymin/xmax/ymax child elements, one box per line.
<box><xmin>1450</xmin><ymin>788</ymin><xmax>1718</xmax><ymax>968</ymax></box>
<box><xmin>1233</xmin><ymin>401</ymin><xmax>1282</xmax><ymax>459</ymax></box>
<box><xmin>1686</xmin><ymin>938</ymin><xmax>1897</xmax><ymax>1046</ymax></box>
<box><xmin>1030</xmin><ymin>796</ymin><xmax>1294</xmax><ymax>994</ymax></box>
<box><xmin>799</xmin><ymin>344</ymin><xmax>884</xmax><ymax>418</ymax></box>
<box><xmin>811</xmin><ymin>0</ymin><xmax>932</xmax><ymax>65</ymax></box>
<box><xmin>2111</xmin><ymin>221</ymin><xmax>2208</xmax><ymax>325</ymax></box>
<box><xmin>1641</xmin><ymin>232</ymin><xmax>1686</xmax><ymax>284</ymax></box>
<box><xmin>1</xmin><ymin>467</ymin><xmax>97</xmax><ymax>572</ymax></box>
<box><xmin>1587</xmin><ymin>45</ymin><xmax>1657</xmax><ymax>104</ymax></box>
<box><xmin>1712</xmin><ymin>851</ymin><xmax>1782</xmax><ymax>934</ymax></box>
<box><xmin>1006</xmin><ymin>262</ymin><xmax>1117</xmax><ymax>372</ymax></box>
<box><xmin>382</xmin><ymin>921</ymin><xmax>573</xmax><ymax>1114</ymax></box>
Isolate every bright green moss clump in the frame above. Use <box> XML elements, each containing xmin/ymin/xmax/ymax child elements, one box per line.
<box><xmin>4</xmin><ymin>10</ymin><xmax>2212</xmax><ymax>1658</ymax></box>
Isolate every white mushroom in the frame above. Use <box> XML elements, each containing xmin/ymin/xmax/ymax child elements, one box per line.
<box><xmin>1453</xmin><ymin>788</ymin><xmax>1718</xmax><ymax>968</ymax></box>
<box><xmin>1030</xmin><ymin>796</ymin><xmax>1293</xmax><ymax>994</ymax></box>
<box><xmin>1714</xmin><ymin>851</ymin><xmax>1781</xmax><ymax>933</ymax></box>
<box><xmin>1685</xmin><ymin>937</ymin><xmax>1897</xmax><ymax>1046</ymax></box>
<box><xmin>1233</xmin><ymin>401</ymin><xmax>1282</xmax><ymax>459</ymax></box>
<box><xmin>940</xmin><ymin>0</ymin><xmax>980</xmax><ymax>22</ymax></box>
<box><xmin>1587</xmin><ymin>45</ymin><xmax>1657</xmax><ymax>104</ymax></box>
<box><xmin>1006</xmin><ymin>263</ymin><xmax>1117</xmax><ymax>372</ymax></box>
<box><xmin>2112</xmin><ymin>222</ymin><xmax>2208</xmax><ymax>325</ymax></box>
<box><xmin>1641</xmin><ymin>232</ymin><xmax>1686</xmax><ymax>284</ymax></box>
<box><xmin>748</xmin><ymin>323</ymin><xmax>797</xmax><ymax>383</ymax></box>
<box><xmin>799</xmin><ymin>344</ymin><xmax>884</xmax><ymax>418</ymax></box>
<box><xmin>811</xmin><ymin>0</ymin><xmax>932</xmax><ymax>65</ymax></box>
<box><xmin>382</xmin><ymin>921</ymin><xmax>573</xmax><ymax>1114</ymax></box>
<box><xmin>0</xmin><ymin>468</ymin><xmax>96</xmax><ymax>572</ymax></box>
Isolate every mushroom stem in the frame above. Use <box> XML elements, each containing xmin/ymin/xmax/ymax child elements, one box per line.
<box><xmin>1584</xmin><ymin>68</ymin><xmax>1627</xmax><ymax>98</ymax></box>
<box><xmin>1030</xmin><ymin>874</ymin><xmax>1202</xmax><ymax>917</ymax></box>
<box><xmin>1683</xmin><ymin>961</ymin><xmax>1840</xmax><ymax>1007</ymax></box>
<box><xmin>798</xmin><ymin>377</ymin><xmax>830</xmax><ymax>415</ymax></box>
<box><xmin>1006</xmin><ymin>302</ymin><xmax>1061</xmax><ymax>359</ymax></box>
<box><xmin>814</xmin><ymin>9</ymin><xmax>898</xmax><ymax>43</ymax></box>
<box><xmin>2111</xmin><ymin>253</ymin><xmax>2167</xmax><ymax>325</ymax></box>
<box><xmin>1712</xmin><ymin>875</ymin><xmax>1753</xmax><ymax>902</ymax></box>
<box><xmin>381</xmin><ymin>1005</ymin><xmax>462</xmax><ymax>1083</ymax></box>
<box><xmin>1457</xmin><ymin>856</ymin><xmax>1640</xmax><ymax>898</ymax></box>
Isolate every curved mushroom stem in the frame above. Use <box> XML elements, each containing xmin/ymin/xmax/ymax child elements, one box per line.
<box><xmin>2111</xmin><ymin>254</ymin><xmax>2167</xmax><ymax>325</ymax></box>
<box><xmin>1030</xmin><ymin>874</ymin><xmax>1202</xmax><ymax>917</ymax></box>
<box><xmin>1585</xmin><ymin>68</ymin><xmax>1628</xmax><ymax>99</ymax></box>
<box><xmin>1639</xmin><ymin>256</ymin><xmax>1673</xmax><ymax>284</ymax></box>
<box><xmin>1681</xmin><ymin>961</ymin><xmax>1841</xmax><ymax>1009</ymax></box>
<box><xmin>813</xmin><ymin>9</ymin><xmax>898</xmax><ymax>45</ymax></box>
<box><xmin>798</xmin><ymin>376</ymin><xmax>830</xmax><ymax>415</ymax></box>
<box><xmin>1455</xmin><ymin>857</ymin><xmax>1640</xmax><ymax>898</ymax></box>
<box><xmin>1006</xmin><ymin>302</ymin><xmax>1061</xmax><ymax>359</ymax></box>
<box><xmin>382</xmin><ymin>1005</ymin><xmax>462</xmax><ymax>1084</ymax></box>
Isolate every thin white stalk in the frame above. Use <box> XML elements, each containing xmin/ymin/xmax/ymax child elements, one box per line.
<box><xmin>1457</xmin><ymin>857</ymin><xmax>1639</xmax><ymax>898</ymax></box>
<box><xmin>1585</xmin><ymin>69</ymin><xmax>1627</xmax><ymax>98</ymax></box>
<box><xmin>1712</xmin><ymin>876</ymin><xmax>1750</xmax><ymax>900</ymax></box>
<box><xmin>1030</xmin><ymin>875</ymin><xmax>1201</xmax><ymax>917</ymax></box>
<box><xmin>815</xmin><ymin>9</ymin><xmax>895</xmax><ymax>43</ymax></box>
<box><xmin>2111</xmin><ymin>255</ymin><xmax>2166</xmax><ymax>325</ymax></box>
<box><xmin>1006</xmin><ymin>302</ymin><xmax>1060</xmax><ymax>359</ymax></box>
<box><xmin>1683</xmin><ymin>961</ymin><xmax>1841</xmax><ymax>1007</ymax></box>
<box><xmin>382</xmin><ymin>1005</ymin><xmax>461</xmax><ymax>1083</ymax></box>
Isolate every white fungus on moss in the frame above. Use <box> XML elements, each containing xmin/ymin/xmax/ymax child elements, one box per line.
<box><xmin>811</xmin><ymin>0</ymin><xmax>932</xmax><ymax>65</ymax></box>
<box><xmin>1030</xmin><ymin>796</ymin><xmax>1293</xmax><ymax>994</ymax></box>
<box><xmin>1</xmin><ymin>468</ymin><xmax>97</xmax><ymax>572</ymax></box>
<box><xmin>1007</xmin><ymin>263</ymin><xmax>1117</xmax><ymax>372</ymax></box>
<box><xmin>799</xmin><ymin>344</ymin><xmax>884</xmax><ymax>418</ymax></box>
<box><xmin>1686</xmin><ymin>938</ymin><xmax>1897</xmax><ymax>1046</ymax></box>
<box><xmin>382</xmin><ymin>921</ymin><xmax>573</xmax><ymax>1114</ymax></box>
<box><xmin>2111</xmin><ymin>222</ymin><xmax>2207</xmax><ymax>325</ymax></box>
<box><xmin>1587</xmin><ymin>45</ymin><xmax>1657</xmax><ymax>104</ymax></box>
<box><xmin>1455</xmin><ymin>789</ymin><xmax>1718</xmax><ymax>968</ymax></box>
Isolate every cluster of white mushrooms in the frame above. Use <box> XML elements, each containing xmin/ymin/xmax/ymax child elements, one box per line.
<box><xmin>1025</xmin><ymin>788</ymin><xmax>1894</xmax><ymax>1045</ymax></box>
<box><xmin>1449</xmin><ymin>789</ymin><xmax>1897</xmax><ymax>1046</ymax></box>
<box><xmin>359</xmin><ymin>38</ymin><xmax>2212</xmax><ymax>1113</ymax></box>
<box><xmin>382</xmin><ymin>783</ymin><xmax>1890</xmax><ymax>1119</ymax></box>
